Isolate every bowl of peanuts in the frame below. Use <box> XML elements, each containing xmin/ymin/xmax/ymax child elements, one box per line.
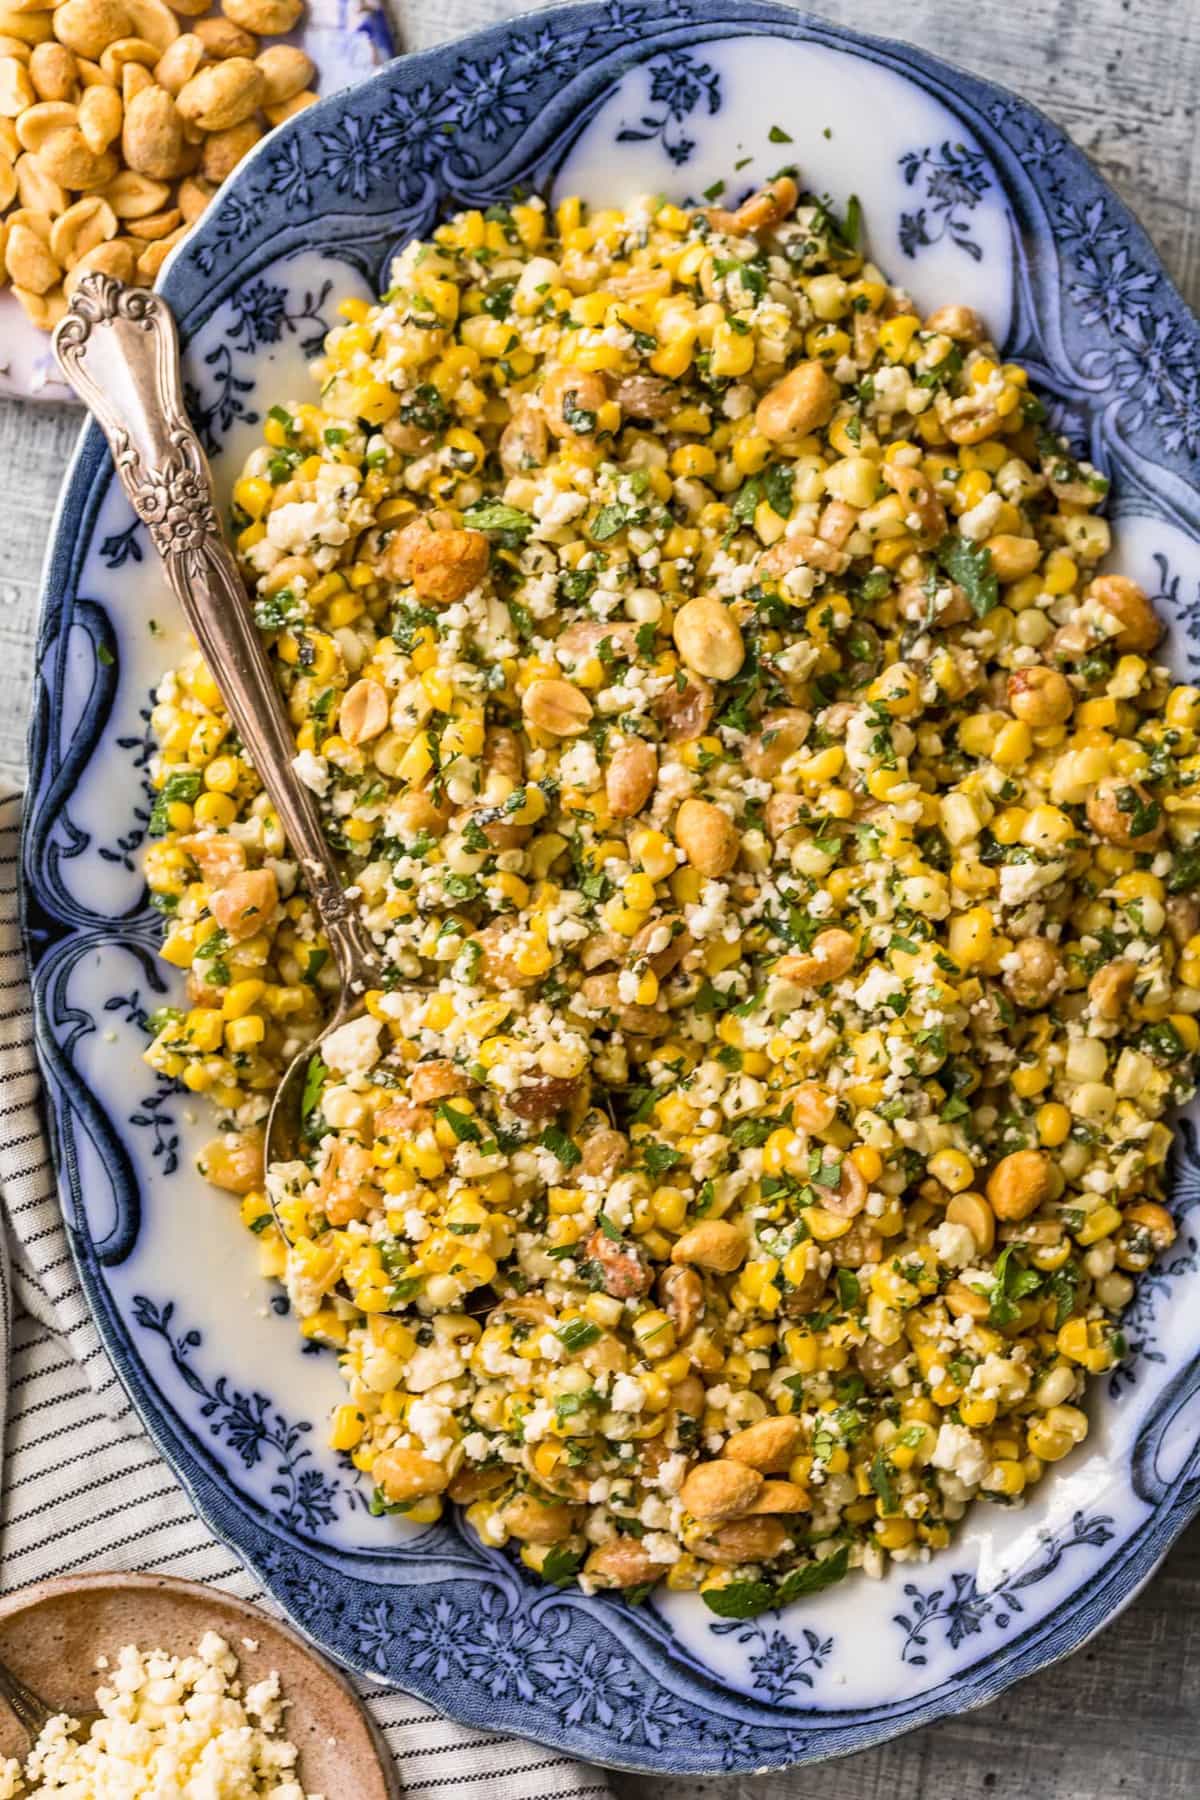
<box><xmin>0</xmin><ymin>0</ymin><xmax>391</xmax><ymax>394</ymax></box>
<box><xmin>21</xmin><ymin>0</ymin><xmax>1200</xmax><ymax>1775</ymax></box>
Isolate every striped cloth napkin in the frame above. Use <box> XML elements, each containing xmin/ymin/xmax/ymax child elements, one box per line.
<box><xmin>0</xmin><ymin>787</ymin><xmax>611</xmax><ymax>1800</ymax></box>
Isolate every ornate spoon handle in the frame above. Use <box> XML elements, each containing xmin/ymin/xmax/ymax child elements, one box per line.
<box><xmin>53</xmin><ymin>275</ymin><xmax>378</xmax><ymax>996</ymax></box>
<box><xmin>0</xmin><ymin>1654</ymin><xmax>54</xmax><ymax>1741</ymax></box>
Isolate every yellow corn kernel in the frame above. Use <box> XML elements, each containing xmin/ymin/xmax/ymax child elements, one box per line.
<box><xmin>879</xmin><ymin>314</ymin><xmax>919</xmax><ymax>358</ymax></box>
<box><xmin>986</xmin><ymin>1459</ymin><xmax>1027</xmax><ymax>1498</ymax></box>
<box><xmin>329</xmin><ymin>1404</ymin><xmax>364</xmax><ymax>1452</ymax></box>
<box><xmin>992</xmin><ymin>720</ymin><xmax>1033</xmax><ymax>768</ymax></box>
<box><xmin>947</xmin><ymin>904</ymin><xmax>994</xmax><ymax>968</ymax></box>
<box><xmin>225</xmin><ymin>1016</ymin><xmax>265</xmax><ymax>1052</ymax></box>
<box><xmin>1076</xmin><ymin>1204</ymin><xmax>1122</xmax><ymax>1245</ymax></box>
<box><xmin>927</xmin><ymin>1147</ymin><xmax>974</xmax><ymax>1193</ymax></box>
<box><xmin>185</xmin><ymin>1008</ymin><xmax>224</xmax><ymax>1053</ymax></box>
<box><xmin>670</xmin><ymin>443</ymin><xmax>717</xmax><ymax>479</ymax></box>
<box><xmin>876</xmin><ymin>1517</ymin><xmax>916</xmax><ymax>1550</ymax></box>
<box><xmin>234</xmin><ymin>475</ymin><xmax>272</xmax><ymax>520</ymax></box>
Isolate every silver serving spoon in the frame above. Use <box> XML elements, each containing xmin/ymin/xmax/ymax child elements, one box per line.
<box><xmin>52</xmin><ymin>276</ymin><xmax>381</xmax><ymax>1227</ymax></box>
<box><xmin>0</xmin><ymin>1650</ymin><xmax>100</xmax><ymax>1745</ymax></box>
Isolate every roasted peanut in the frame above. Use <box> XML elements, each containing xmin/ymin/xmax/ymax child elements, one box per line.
<box><xmin>123</xmin><ymin>0</ymin><xmax>177</xmax><ymax>50</ymax></box>
<box><xmin>1003</xmin><ymin>936</ymin><xmax>1062</xmax><ymax>1009</ymax></box>
<box><xmin>197</xmin><ymin>1128</ymin><xmax>263</xmax><ymax>1194</ymax></box>
<box><xmin>120</xmin><ymin>80</ymin><xmax>183</xmax><ymax>174</ymax></box>
<box><xmin>693</xmin><ymin>1516</ymin><xmax>791</xmax><ymax>1562</ymax></box>
<box><xmin>715</xmin><ymin>174</ymin><xmax>797</xmax><ymax>236</ymax></box>
<box><xmin>15</xmin><ymin>147</ymin><xmax>64</xmax><ymax>209</ymax></box>
<box><xmin>220</xmin><ymin>0</ymin><xmax>301</xmax><ymax>34</ymax></box>
<box><xmin>882</xmin><ymin>460</ymin><xmax>945</xmax><ymax>541</ymax></box>
<box><xmin>671</xmin><ymin>1218</ymin><xmax>747</xmax><ymax>1273</ymax></box>
<box><xmin>498</xmin><ymin>396</ymin><xmax>547</xmax><ymax>474</ymax></box>
<box><xmin>176</xmin><ymin>54</ymin><xmax>263</xmax><ymax>130</ymax></box>
<box><xmin>924</xmin><ymin>303</ymin><xmax>984</xmax><ymax>342</ymax></box>
<box><xmin>745</xmin><ymin>707</ymin><xmax>809</xmax><ymax>779</ymax></box>
<box><xmin>76</xmin><ymin>74</ymin><xmax>119</xmax><ymax>147</ymax></box>
<box><xmin>193</xmin><ymin>12</ymin><xmax>255</xmax><ymax>54</ymax></box>
<box><xmin>5</xmin><ymin>217</ymin><xmax>57</xmax><ymax>287</ymax></box>
<box><xmin>208</xmin><ymin>866</ymin><xmax>277</xmax><ymax>942</ymax></box>
<box><xmin>674</xmin><ymin>796</ymin><xmax>738</xmax><ymax>877</ymax></box>
<box><xmin>654</xmin><ymin>673</ymin><xmax>713</xmax><ymax>742</ymax></box>
<box><xmin>133</xmin><ymin>219</ymin><xmax>182</xmax><ymax>277</ymax></box>
<box><xmin>101</xmin><ymin>36</ymin><xmax>159</xmax><ymax>76</ymax></box>
<box><xmin>0</xmin><ymin>52</ymin><xmax>36</xmax><ymax>113</ymax></box>
<box><xmin>500</xmin><ymin>1492</ymin><xmax>578</xmax><ymax>1545</ymax></box>
<box><xmin>672</xmin><ymin>593</ymin><xmax>745</xmax><ymax>682</ymax></box>
<box><xmin>408</xmin><ymin>525</ymin><xmax>489</xmax><ymax>604</ymax></box>
<box><xmin>52</xmin><ymin>0</ymin><xmax>132</xmax><ymax>59</ymax></box>
<box><xmin>1089</xmin><ymin>958</ymin><xmax>1136</xmax><ymax>1020</ymax></box>
<box><xmin>584</xmin><ymin>1539</ymin><xmax>663</xmax><ymax>1589</ymax></box>
<box><xmin>760</xmin><ymin>530</ymin><xmax>849</xmax><ymax>578</ymax></box>
<box><xmin>775</xmin><ymin>927</ymin><xmax>856</xmax><ymax>990</ymax></box>
<box><xmin>29</xmin><ymin>39</ymin><xmax>78</xmax><ymax>99</ymax></box>
<box><xmin>1087</xmin><ymin>573</ymin><xmax>1161</xmax><ymax>653</ymax></box>
<box><xmin>17</xmin><ymin>96</ymin><xmax>74</xmax><ymax>151</ymax></box>
<box><xmin>658</xmin><ymin>1264</ymin><xmax>703</xmax><ymax>1338</ymax></box>
<box><xmin>200</xmin><ymin>114</ymin><xmax>258</xmax><ymax>181</ymax></box>
<box><xmin>62</xmin><ymin>230</ymin><xmax>133</xmax><ymax>289</ymax></box>
<box><xmin>987</xmin><ymin>1149</ymin><xmax>1052</xmax><ymax>1223</ymax></box>
<box><xmin>33</xmin><ymin>119</ymin><xmax>115</xmax><ymax>183</ymax></box>
<box><xmin>745</xmin><ymin>1481</ymin><xmax>810</xmax><ymax>1516</ymax></box>
<box><xmin>263</xmin><ymin>84</ymin><xmax>311</xmax><ymax>125</ymax></box>
<box><xmin>605</xmin><ymin>736</ymin><xmax>657</xmax><ymax>818</ymax></box>
<box><xmin>725</xmin><ymin>1415</ymin><xmax>803</xmax><ymax>1474</ymax></box>
<box><xmin>101</xmin><ymin>162</ymin><xmax>166</xmax><ymax>213</ymax></box>
<box><xmin>755</xmin><ymin>359</ymin><xmax>838</xmax><ymax>442</ymax></box>
<box><xmin>579</xmin><ymin>1124</ymin><xmax>628</xmax><ymax>1179</ymax></box>
<box><xmin>541</xmin><ymin>364</ymin><xmax>607</xmax><ymax>437</ymax></box>
<box><xmin>125</xmin><ymin>201</ymin><xmax>179</xmax><ymax>236</ymax></box>
<box><xmin>1086</xmin><ymin>777</ymin><xmax>1164</xmax><ymax>849</ymax></box>
<box><xmin>614</xmin><ymin>371</ymin><xmax>672</xmax><ymax>418</ymax></box>
<box><xmin>373</xmin><ymin>1447</ymin><xmax>449</xmax><ymax>1505</ymax></box>
<box><xmin>253</xmin><ymin>39</ymin><xmax>311</xmax><ymax>103</ymax></box>
<box><xmin>679</xmin><ymin>1458</ymin><xmax>763</xmax><ymax>1521</ymax></box>
<box><xmin>1008</xmin><ymin>664</ymin><xmax>1073</xmax><ymax>726</ymax></box>
<box><xmin>946</xmin><ymin>1191</ymin><xmax>996</xmax><ymax>1255</ymax></box>
<box><xmin>522</xmin><ymin>677</ymin><xmax>592</xmax><ymax>737</ymax></box>
<box><xmin>174</xmin><ymin>167</ymin><xmax>209</xmax><ymax>219</ymax></box>
<box><xmin>338</xmin><ymin>678</ymin><xmax>390</xmax><ymax>746</ymax></box>
<box><xmin>151</xmin><ymin>28</ymin><xmax>199</xmax><ymax>90</ymax></box>
<box><xmin>48</xmin><ymin>190</ymin><xmax>114</xmax><ymax>262</ymax></box>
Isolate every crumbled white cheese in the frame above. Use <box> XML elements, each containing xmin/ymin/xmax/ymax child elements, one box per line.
<box><xmin>611</xmin><ymin>1373</ymin><xmax>646</xmax><ymax>1414</ymax></box>
<box><xmin>931</xmin><ymin>1421</ymin><xmax>988</xmax><ymax>1486</ymax></box>
<box><xmin>929</xmin><ymin>1220</ymin><xmax>977</xmax><ymax>1269</ymax></box>
<box><xmin>291</xmin><ymin>749</ymin><xmax>330</xmax><ymax>797</ymax></box>
<box><xmin>958</xmin><ymin>491</ymin><xmax>1005</xmax><ymax>541</ymax></box>
<box><xmin>0</xmin><ymin>1635</ymin><xmax>322</xmax><ymax>1798</ymax></box>
<box><xmin>320</xmin><ymin>1014</ymin><xmax>382</xmax><ymax>1075</ymax></box>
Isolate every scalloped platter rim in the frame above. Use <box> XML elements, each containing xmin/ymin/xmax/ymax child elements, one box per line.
<box><xmin>22</xmin><ymin>0</ymin><xmax>1200</xmax><ymax>1775</ymax></box>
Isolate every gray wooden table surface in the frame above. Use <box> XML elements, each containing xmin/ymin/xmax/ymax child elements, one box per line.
<box><xmin>2</xmin><ymin>0</ymin><xmax>1199</xmax><ymax>1792</ymax></box>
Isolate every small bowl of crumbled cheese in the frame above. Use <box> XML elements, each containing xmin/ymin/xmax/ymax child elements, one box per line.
<box><xmin>0</xmin><ymin>1573</ymin><xmax>399</xmax><ymax>1799</ymax></box>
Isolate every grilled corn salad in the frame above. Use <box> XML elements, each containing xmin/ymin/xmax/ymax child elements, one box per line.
<box><xmin>142</xmin><ymin>176</ymin><xmax>1200</xmax><ymax>1614</ymax></box>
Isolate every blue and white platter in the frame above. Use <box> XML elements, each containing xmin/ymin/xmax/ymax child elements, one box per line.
<box><xmin>22</xmin><ymin>0</ymin><xmax>1200</xmax><ymax>1774</ymax></box>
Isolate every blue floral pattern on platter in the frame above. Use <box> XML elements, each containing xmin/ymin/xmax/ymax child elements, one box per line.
<box><xmin>19</xmin><ymin>1</ymin><xmax>1200</xmax><ymax>1775</ymax></box>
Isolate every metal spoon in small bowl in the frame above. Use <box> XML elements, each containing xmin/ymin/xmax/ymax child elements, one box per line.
<box><xmin>52</xmin><ymin>276</ymin><xmax>382</xmax><ymax>1223</ymax></box>
<box><xmin>0</xmin><ymin>1650</ymin><xmax>99</xmax><ymax>1746</ymax></box>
